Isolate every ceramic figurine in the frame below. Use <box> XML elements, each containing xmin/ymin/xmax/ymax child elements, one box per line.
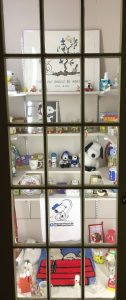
<box><xmin>85</xmin><ymin>81</ymin><xmax>93</xmax><ymax>92</ymax></box>
<box><xmin>56</xmin><ymin>127</ymin><xmax>63</xmax><ymax>134</ymax></box>
<box><xmin>51</xmin><ymin>152</ymin><xmax>57</xmax><ymax>167</ymax></box>
<box><xmin>71</xmin><ymin>177</ymin><xmax>79</xmax><ymax>185</ymax></box>
<box><xmin>105</xmin><ymin>250</ymin><xmax>116</xmax><ymax>290</ymax></box>
<box><xmin>105</xmin><ymin>229</ymin><xmax>116</xmax><ymax>244</ymax></box>
<box><xmin>94</xmin><ymin>250</ymin><xmax>104</xmax><ymax>264</ymax></box>
<box><xmin>105</xmin><ymin>249</ymin><xmax>116</xmax><ymax>267</ymax></box>
<box><xmin>47</xmin><ymin>127</ymin><xmax>53</xmax><ymax>134</ymax></box>
<box><xmin>70</xmin><ymin>126</ymin><xmax>79</xmax><ymax>133</ymax></box>
<box><xmin>71</xmin><ymin>154</ymin><xmax>79</xmax><ymax>167</ymax></box>
<box><xmin>31</xmin><ymin>282</ymin><xmax>39</xmax><ymax>296</ymax></box>
<box><xmin>74</xmin><ymin>274</ymin><xmax>80</xmax><ymax>287</ymax></box>
<box><xmin>59</xmin><ymin>151</ymin><xmax>72</xmax><ymax>168</ymax></box>
<box><xmin>30</xmin><ymin>85</ymin><xmax>37</xmax><ymax>92</ymax></box>
<box><xmin>108</xmin><ymin>274</ymin><xmax>116</xmax><ymax>290</ymax></box>
<box><xmin>18</xmin><ymin>270</ymin><xmax>32</xmax><ymax>294</ymax></box>
<box><xmin>39</xmin><ymin>286</ymin><xmax>45</xmax><ymax>297</ymax></box>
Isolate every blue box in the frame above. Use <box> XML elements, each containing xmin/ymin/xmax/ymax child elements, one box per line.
<box><xmin>100</xmin><ymin>79</ymin><xmax>111</xmax><ymax>91</ymax></box>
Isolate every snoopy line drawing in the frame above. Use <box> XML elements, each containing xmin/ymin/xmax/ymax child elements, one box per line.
<box><xmin>52</xmin><ymin>199</ymin><xmax>73</xmax><ymax>221</ymax></box>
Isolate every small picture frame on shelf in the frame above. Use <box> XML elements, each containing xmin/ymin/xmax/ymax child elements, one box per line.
<box><xmin>88</xmin><ymin>222</ymin><xmax>104</xmax><ymax>243</ymax></box>
<box><xmin>99</xmin><ymin>112</ymin><xmax>119</xmax><ymax>123</ymax></box>
<box><xmin>47</xmin><ymin>101</ymin><xmax>60</xmax><ymax>123</ymax></box>
<box><xmin>26</xmin><ymin>100</ymin><xmax>60</xmax><ymax>123</ymax></box>
<box><xmin>26</xmin><ymin>100</ymin><xmax>43</xmax><ymax>123</ymax></box>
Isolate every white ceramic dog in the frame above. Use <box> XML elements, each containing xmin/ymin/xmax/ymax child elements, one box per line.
<box><xmin>85</xmin><ymin>142</ymin><xmax>103</xmax><ymax>171</ymax></box>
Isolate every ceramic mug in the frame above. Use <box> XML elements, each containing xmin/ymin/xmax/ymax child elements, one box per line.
<box><xmin>29</xmin><ymin>159</ymin><xmax>42</xmax><ymax>170</ymax></box>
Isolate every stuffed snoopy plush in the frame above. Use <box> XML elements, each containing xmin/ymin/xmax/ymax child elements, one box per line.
<box><xmin>85</xmin><ymin>142</ymin><xmax>103</xmax><ymax>171</ymax></box>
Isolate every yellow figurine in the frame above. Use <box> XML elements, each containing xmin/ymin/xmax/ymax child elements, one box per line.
<box><xmin>94</xmin><ymin>250</ymin><xmax>104</xmax><ymax>264</ymax></box>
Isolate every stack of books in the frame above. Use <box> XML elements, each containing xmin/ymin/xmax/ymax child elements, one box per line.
<box><xmin>99</xmin><ymin>112</ymin><xmax>119</xmax><ymax>123</ymax></box>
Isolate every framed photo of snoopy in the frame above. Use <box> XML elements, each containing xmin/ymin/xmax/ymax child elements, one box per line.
<box><xmin>26</xmin><ymin>100</ymin><xmax>60</xmax><ymax>123</ymax></box>
<box><xmin>47</xmin><ymin>101</ymin><xmax>60</xmax><ymax>123</ymax></box>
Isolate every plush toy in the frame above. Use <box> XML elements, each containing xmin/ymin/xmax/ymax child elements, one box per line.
<box><xmin>18</xmin><ymin>270</ymin><xmax>32</xmax><ymax>294</ymax></box>
<box><xmin>59</xmin><ymin>150</ymin><xmax>72</xmax><ymax>168</ymax></box>
<box><xmin>16</xmin><ymin>239</ymin><xmax>41</xmax><ymax>267</ymax></box>
<box><xmin>71</xmin><ymin>154</ymin><xmax>79</xmax><ymax>167</ymax></box>
<box><xmin>18</xmin><ymin>260</ymin><xmax>34</xmax><ymax>294</ymax></box>
<box><xmin>16</xmin><ymin>239</ymin><xmax>42</xmax><ymax>295</ymax></box>
<box><xmin>85</xmin><ymin>142</ymin><xmax>103</xmax><ymax>171</ymax></box>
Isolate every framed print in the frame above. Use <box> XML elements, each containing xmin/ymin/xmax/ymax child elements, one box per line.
<box><xmin>49</xmin><ymin>196</ymin><xmax>81</xmax><ymax>242</ymax></box>
<box><xmin>26</xmin><ymin>100</ymin><xmax>60</xmax><ymax>123</ymax></box>
<box><xmin>88</xmin><ymin>222</ymin><xmax>104</xmax><ymax>243</ymax></box>
<box><xmin>23</xmin><ymin>30</ymin><xmax>100</xmax><ymax>92</ymax></box>
<box><xmin>47</xmin><ymin>101</ymin><xmax>60</xmax><ymax>123</ymax></box>
<box><xmin>26</xmin><ymin>100</ymin><xmax>43</xmax><ymax>123</ymax></box>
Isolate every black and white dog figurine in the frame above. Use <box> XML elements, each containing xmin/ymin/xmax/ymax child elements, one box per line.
<box><xmin>85</xmin><ymin>142</ymin><xmax>103</xmax><ymax>171</ymax></box>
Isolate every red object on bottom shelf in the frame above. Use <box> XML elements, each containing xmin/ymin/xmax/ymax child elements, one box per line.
<box><xmin>37</xmin><ymin>258</ymin><xmax>95</xmax><ymax>286</ymax></box>
<box><xmin>18</xmin><ymin>275</ymin><xmax>32</xmax><ymax>293</ymax></box>
<box><xmin>108</xmin><ymin>275</ymin><xmax>116</xmax><ymax>290</ymax></box>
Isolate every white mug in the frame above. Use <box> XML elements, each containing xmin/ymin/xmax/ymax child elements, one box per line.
<box><xmin>29</xmin><ymin>159</ymin><xmax>42</xmax><ymax>170</ymax></box>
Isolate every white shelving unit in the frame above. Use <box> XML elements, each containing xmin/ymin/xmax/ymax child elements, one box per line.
<box><xmin>14</xmin><ymin>191</ymin><xmax>117</xmax><ymax>244</ymax></box>
<box><xmin>8</xmin><ymin>88</ymin><xmax>119</xmax><ymax>124</ymax></box>
<box><xmin>11</xmin><ymin>130</ymin><xmax>118</xmax><ymax>186</ymax></box>
<box><xmin>9</xmin><ymin>90</ymin><xmax>119</xmax><ymax>186</ymax></box>
<box><xmin>13</xmin><ymin>167</ymin><xmax>117</xmax><ymax>186</ymax></box>
<box><xmin>10</xmin><ymin>133</ymin><xmax>80</xmax><ymax>139</ymax></box>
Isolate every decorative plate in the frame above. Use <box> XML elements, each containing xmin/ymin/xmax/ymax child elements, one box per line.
<box><xmin>20</xmin><ymin>174</ymin><xmax>42</xmax><ymax>195</ymax></box>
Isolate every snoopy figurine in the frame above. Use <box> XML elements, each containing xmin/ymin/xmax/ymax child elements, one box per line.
<box><xmin>59</xmin><ymin>151</ymin><xmax>72</xmax><ymax>168</ymax></box>
<box><xmin>74</xmin><ymin>275</ymin><xmax>80</xmax><ymax>287</ymax></box>
<box><xmin>85</xmin><ymin>142</ymin><xmax>103</xmax><ymax>171</ymax></box>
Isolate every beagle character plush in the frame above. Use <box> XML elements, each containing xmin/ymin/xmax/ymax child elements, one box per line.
<box><xmin>85</xmin><ymin>142</ymin><xmax>103</xmax><ymax>171</ymax></box>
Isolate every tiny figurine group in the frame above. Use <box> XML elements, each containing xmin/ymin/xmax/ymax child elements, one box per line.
<box><xmin>93</xmin><ymin>248</ymin><xmax>116</xmax><ymax>291</ymax></box>
<box><xmin>50</xmin><ymin>151</ymin><xmax>80</xmax><ymax>168</ymax></box>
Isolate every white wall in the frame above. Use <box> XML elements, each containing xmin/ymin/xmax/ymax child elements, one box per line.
<box><xmin>85</xmin><ymin>0</ymin><xmax>122</xmax><ymax>53</ymax></box>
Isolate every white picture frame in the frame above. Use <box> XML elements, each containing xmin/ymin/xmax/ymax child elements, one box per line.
<box><xmin>26</xmin><ymin>99</ymin><xmax>60</xmax><ymax>123</ymax></box>
<box><xmin>23</xmin><ymin>30</ymin><xmax>100</xmax><ymax>92</ymax></box>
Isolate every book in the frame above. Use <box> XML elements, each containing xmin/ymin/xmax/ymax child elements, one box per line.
<box><xmin>99</xmin><ymin>112</ymin><xmax>119</xmax><ymax>123</ymax></box>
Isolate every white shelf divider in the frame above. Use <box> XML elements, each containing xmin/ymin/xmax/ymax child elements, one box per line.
<box><xmin>8</xmin><ymin>88</ymin><xmax>119</xmax><ymax>98</ymax></box>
